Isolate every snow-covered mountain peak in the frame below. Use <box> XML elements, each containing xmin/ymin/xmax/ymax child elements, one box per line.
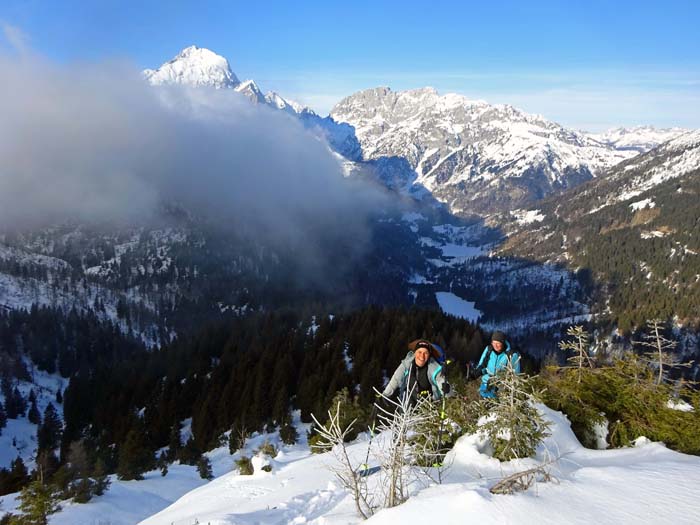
<box><xmin>330</xmin><ymin>86</ymin><xmax>635</xmax><ymax>213</ymax></box>
<box><xmin>264</xmin><ymin>91</ymin><xmax>312</xmax><ymax>116</ymax></box>
<box><xmin>144</xmin><ymin>46</ymin><xmax>240</xmax><ymax>89</ymax></box>
<box><xmin>233</xmin><ymin>78</ymin><xmax>266</xmax><ymax>103</ymax></box>
<box><xmin>585</xmin><ymin>125</ymin><xmax>691</xmax><ymax>153</ymax></box>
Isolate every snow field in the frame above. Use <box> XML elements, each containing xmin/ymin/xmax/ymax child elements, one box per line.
<box><xmin>4</xmin><ymin>401</ymin><xmax>700</xmax><ymax>524</ymax></box>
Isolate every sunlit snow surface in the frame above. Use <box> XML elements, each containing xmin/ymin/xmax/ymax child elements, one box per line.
<box><xmin>11</xmin><ymin>406</ymin><xmax>698</xmax><ymax>525</ymax></box>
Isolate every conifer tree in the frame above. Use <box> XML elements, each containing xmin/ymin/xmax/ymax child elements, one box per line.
<box><xmin>0</xmin><ymin>457</ymin><xmax>29</xmax><ymax>495</ymax></box>
<box><xmin>280</xmin><ymin>419</ymin><xmax>298</xmax><ymax>445</ymax></box>
<box><xmin>0</xmin><ymin>401</ymin><xmax>6</xmax><ymax>434</ymax></box>
<box><xmin>479</xmin><ymin>360</ymin><xmax>550</xmax><ymax>461</ymax></box>
<box><xmin>116</xmin><ymin>429</ymin><xmax>153</xmax><ymax>481</ymax></box>
<box><xmin>92</xmin><ymin>458</ymin><xmax>110</xmax><ymax>496</ymax></box>
<box><xmin>558</xmin><ymin>325</ymin><xmax>594</xmax><ymax>383</ymax></box>
<box><xmin>28</xmin><ymin>399</ymin><xmax>41</xmax><ymax>425</ymax></box>
<box><xmin>196</xmin><ymin>456</ymin><xmax>213</xmax><ymax>480</ymax></box>
<box><xmin>11</xmin><ymin>388</ymin><xmax>26</xmax><ymax>418</ymax></box>
<box><xmin>37</xmin><ymin>404</ymin><xmax>61</xmax><ymax>451</ymax></box>
<box><xmin>167</xmin><ymin>423</ymin><xmax>182</xmax><ymax>461</ymax></box>
<box><xmin>10</xmin><ymin>480</ymin><xmax>60</xmax><ymax>525</ymax></box>
<box><xmin>71</xmin><ymin>477</ymin><xmax>93</xmax><ymax>504</ymax></box>
<box><xmin>177</xmin><ymin>437</ymin><xmax>201</xmax><ymax>466</ymax></box>
<box><xmin>635</xmin><ymin>319</ymin><xmax>684</xmax><ymax>385</ymax></box>
<box><xmin>1</xmin><ymin>379</ymin><xmax>15</xmax><ymax>419</ymax></box>
<box><xmin>157</xmin><ymin>452</ymin><xmax>168</xmax><ymax>477</ymax></box>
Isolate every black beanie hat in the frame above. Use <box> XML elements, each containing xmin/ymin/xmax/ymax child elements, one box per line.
<box><xmin>491</xmin><ymin>330</ymin><xmax>506</xmax><ymax>344</ymax></box>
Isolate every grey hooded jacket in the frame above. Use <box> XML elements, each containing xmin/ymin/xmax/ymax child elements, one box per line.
<box><xmin>382</xmin><ymin>351</ymin><xmax>448</xmax><ymax>401</ymax></box>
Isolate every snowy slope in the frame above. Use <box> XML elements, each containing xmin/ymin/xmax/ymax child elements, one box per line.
<box><xmin>0</xmin><ymin>367</ymin><xmax>69</xmax><ymax>470</ymax></box>
<box><xmin>30</xmin><ymin>405</ymin><xmax>699</xmax><ymax>525</ymax></box>
<box><xmin>369</xmin><ymin>408</ymin><xmax>700</xmax><ymax>525</ymax></box>
<box><xmin>554</xmin><ymin>129</ymin><xmax>700</xmax><ymax>214</ymax></box>
<box><xmin>331</xmin><ymin>87</ymin><xmax>636</xmax><ymax>214</ymax></box>
<box><xmin>145</xmin><ymin>406</ymin><xmax>700</xmax><ymax>525</ymax></box>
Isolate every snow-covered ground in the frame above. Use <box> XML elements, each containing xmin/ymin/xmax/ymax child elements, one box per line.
<box><xmin>10</xmin><ymin>406</ymin><xmax>699</xmax><ymax>524</ymax></box>
<box><xmin>0</xmin><ymin>366</ymin><xmax>69</xmax><ymax>469</ymax></box>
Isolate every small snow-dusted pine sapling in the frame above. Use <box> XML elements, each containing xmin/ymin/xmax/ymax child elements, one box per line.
<box><xmin>255</xmin><ymin>440</ymin><xmax>278</xmax><ymax>458</ymax></box>
<box><xmin>235</xmin><ymin>456</ymin><xmax>254</xmax><ymax>476</ymax></box>
<box><xmin>405</xmin><ymin>393</ymin><xmax>453</xmax><ymax>484</ymax></box>
<box><xmin>228</xmin><ymin>424</ymin><xmax>248</xmax><ymax>455</ymax></box>
<box><xmin>558</xmin><ymin>325</ymin><xmax>594</xmax><ymax>383</ymax></box>
<box><xmin>280</xmin><ymin>421</ymin><xmax>298</xmax><ymax>445</ymax></box>
<box><xmin>92</xmin><ymin>458</ymin><xmax>110</xmax><ymax>496</ymax></box>
<box><xmin>634</xmin><ymin>319</ymin><xmax>688</xmax><ymax>385</ymax></box>
<box><xmin>480</xmin><ymin>360</ymin><xmax>550</xmax><ymax>461</ymax></box>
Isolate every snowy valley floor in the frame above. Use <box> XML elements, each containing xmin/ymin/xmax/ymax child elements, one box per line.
<box><xmin>4</xmin><ymin>406</ymin><xmax>700</xmax><ymax>525</ymax></box>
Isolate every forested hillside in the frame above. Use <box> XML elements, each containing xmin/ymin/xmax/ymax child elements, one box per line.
<box><xmin>502</xmin><ymin>133</ymin><xmax>700</xmax><ymax>332</ymax></box>
<box><xmin>1</xmin><ymin>306</ymin><xmax>484</xmax><ymax>498</ymax></box>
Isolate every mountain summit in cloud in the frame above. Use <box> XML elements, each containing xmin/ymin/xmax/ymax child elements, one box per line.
<box><xmin>143</xmin><ymin>46</ymin><xmax>311</xmax><ymax>113</ymax></box>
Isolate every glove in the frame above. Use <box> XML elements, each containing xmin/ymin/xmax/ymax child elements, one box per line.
<box><xmin>442</xmin><ymin>383</ymin><xmax>451</xmax><ymax>395</ymax></box>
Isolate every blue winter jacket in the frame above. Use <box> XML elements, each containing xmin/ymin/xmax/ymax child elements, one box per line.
<box><xmin>476</xmin><ymin>342</ymin><xmax>520</xmax><ymax>398</ymax></box>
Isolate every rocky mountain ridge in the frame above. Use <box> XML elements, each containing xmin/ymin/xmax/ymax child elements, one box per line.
<box><xmin>331</xmin><ymin>86</ymin><xmax>640</xmax><ymax>214</ymax></box>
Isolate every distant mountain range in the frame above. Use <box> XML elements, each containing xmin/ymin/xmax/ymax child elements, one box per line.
<box><xmin>143</xmin><ymin>47</ymin><xmax>691</xmax><ymax>216</ymax></box>
<box><xmin>584</xmin><ymin>126</ymin><xmax>690</xmax><ymax>153</ymax></box>
<box><xmin>2</xmin><ymin>45</ymin><xmax>698</xmax><ymax>345</ymax></box>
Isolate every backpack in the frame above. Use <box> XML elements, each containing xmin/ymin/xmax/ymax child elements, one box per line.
<box><xmin>479</xmin><ymin>342</ymin><xmax>517</xmax><ymax>370</ymax></box>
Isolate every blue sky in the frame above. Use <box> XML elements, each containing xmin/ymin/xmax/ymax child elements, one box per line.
<box><xmin>1</xmin><ymin>0</ymin><xmax>699</xmax><ymax>130</ymax></box>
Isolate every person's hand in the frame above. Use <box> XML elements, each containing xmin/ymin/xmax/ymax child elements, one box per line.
<box><xmin>442</xmin><ymin>383</ymin><xmax>451</xmax><ymax>395</ymax></box>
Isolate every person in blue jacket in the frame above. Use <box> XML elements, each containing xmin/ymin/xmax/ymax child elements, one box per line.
<box><xmin>471</xmin><ymin>330</ymin><xmax>520</xmax><ymax>398</ymax></box>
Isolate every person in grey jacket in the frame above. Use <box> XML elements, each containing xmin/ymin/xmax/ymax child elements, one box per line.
<box><xmin>382</xmin><ymin>340</ymin><xmax>450</xmax><ymax>404</ymax></box>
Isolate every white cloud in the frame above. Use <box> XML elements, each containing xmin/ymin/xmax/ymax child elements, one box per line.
<box><xmin>0</xmin><ymin>52</ymin><xmax>389</xmax><ymax>279</ymax></box>
<box><xmin>0</xmin><ymin>21</ymin><xmax>29</xmax><ymax>55</ymax></box>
